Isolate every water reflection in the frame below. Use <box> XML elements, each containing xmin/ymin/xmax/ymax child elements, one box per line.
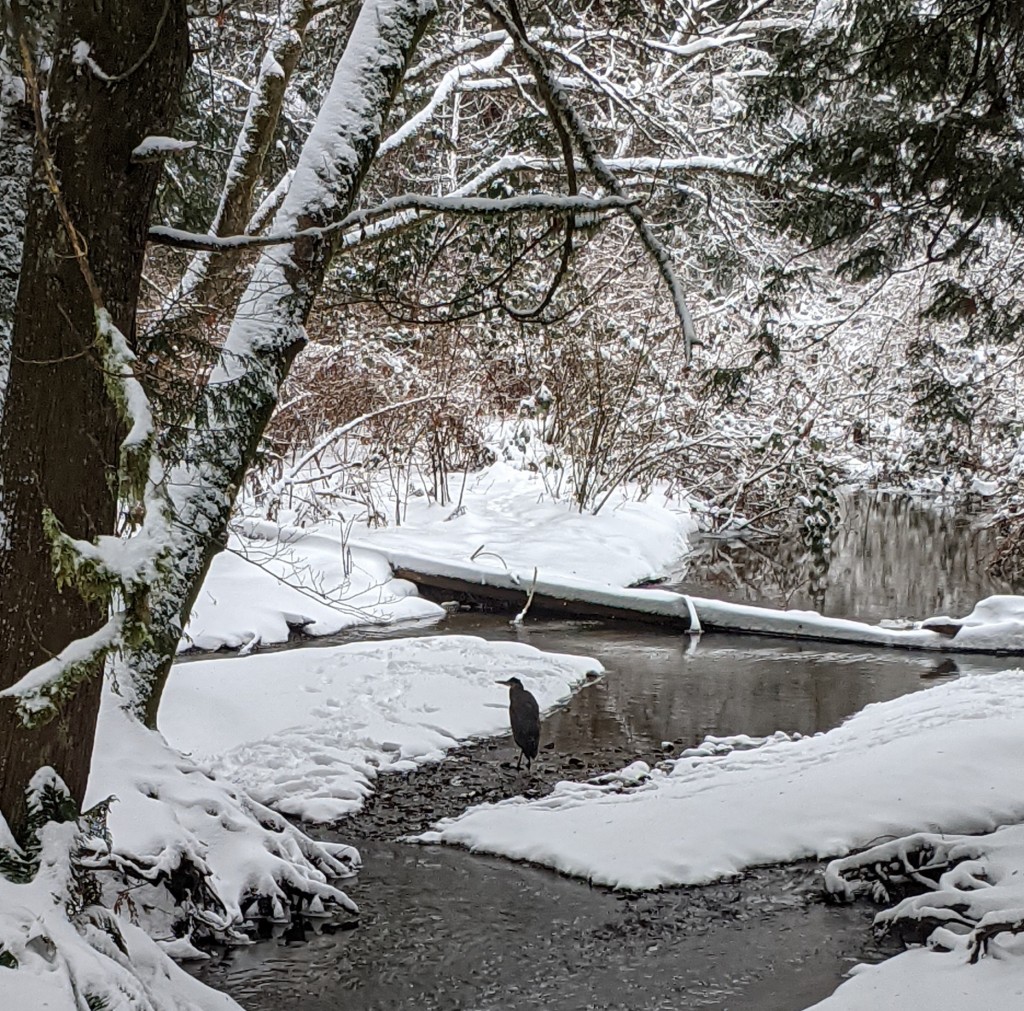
<box><xmin>668</xmin><ymin>493</ymin><xmax>1017</xmax><ymax>623</ymax></box>
<box><xmin>303</xmin><ymin>613</ymin><xmax>1011</xmax><ymax>759</ymax></box>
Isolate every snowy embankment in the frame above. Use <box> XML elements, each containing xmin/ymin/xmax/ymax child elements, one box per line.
<box><xmin>808</xmin><ymin>822</ymin><xmax>1024</xmax><ymax>1009</ymax></box>
<box><xmin>180</xmin><ymin>525</ymin><xmax>442</xmax><ymax>652</ymax></box>
<box><xmin>184</xmin><ymin>463</ymin><xmax>695</xmax><ymax>651</ymax></box>
<box><xmin>806</xmin><ymin>943</ymin><xmax>1024</xmax><ymax>1010</ymax></box>
<box><xmin>350</xmin><ymin>461</ymin><xmax>696</xmax><ymax>587</ymax></box>
<box><xmin>158</xmin><ymin>636</ymin><xmax>601</xmax><ymax>823</ymax></box>
<box><xmin>418</xmin><ymin>670</ymin><xmax>1024</xmax><ymax>888</ymax></box>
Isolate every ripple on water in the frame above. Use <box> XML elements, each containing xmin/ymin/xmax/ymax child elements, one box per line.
<box><xmin>193</xmin><ymin>842</ymin><xmax>901</xmax><ymax>1011</ymax></box>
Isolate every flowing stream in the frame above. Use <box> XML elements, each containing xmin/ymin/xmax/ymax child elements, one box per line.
<box><xmin>190</xmin><ymin>493</ymin><xmax>1020</xmax><ymax>1010</ymax></box>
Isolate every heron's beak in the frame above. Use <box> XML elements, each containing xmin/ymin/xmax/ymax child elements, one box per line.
<box><xmin>495</xmin><ymin>678</ymin><xmax>512</xmax><ymax>685</ymax></box>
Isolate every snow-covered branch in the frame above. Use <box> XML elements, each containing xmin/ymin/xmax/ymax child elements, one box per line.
<box><xmin>150</xmin><ymin>192</ymin><xmax>637</xmax><ymax>251</ymax></box>
<box><xmin>0</xmin><ymin>615</ymin><xmax>124</xmax><ymax>718</ymax></box>
<box><xmin>483</xmin><ymin>0</ymin><xmax>698</xmax><ymax>362</ymax></box>
<box><xmin>378</xmin><ymin>36</ymin><xmax>513</xmax><ymax>155</ymax></box>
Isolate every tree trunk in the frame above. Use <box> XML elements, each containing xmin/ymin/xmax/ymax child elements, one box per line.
<box><xmin>0</xmin><ymin>0</ymin><xmax>59</xmax><ymax>415</ymax></box>
<box><xmin>0</xmin><ymin>0</ymin><xmax>189</xmax><ymax>843</ymax></box>
<box><xmin>122</xmin><ymin>0</ymin><xmax>433</xmax><ymax>728</ymax></box>
<box><xmin>168</xmin><ymin>0</ymin><xmax>324</xmax><ymax>325</ymax></box>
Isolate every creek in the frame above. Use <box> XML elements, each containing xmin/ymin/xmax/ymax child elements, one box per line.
<box><xmin>190</xmin><ymin>493</ymin><xmax>1019</xmax><ymax>1010</ymax></box>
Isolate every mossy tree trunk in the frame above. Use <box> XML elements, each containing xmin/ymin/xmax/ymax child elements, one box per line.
<box><xmin>0</xmin><ymin>0</ymin><xmax>189</xmax><ymax>843</ymax></box>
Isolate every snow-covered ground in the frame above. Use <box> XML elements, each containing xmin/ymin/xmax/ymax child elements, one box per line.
<box><xmin>184</xmin><ymin>463</ymin><xmax>695</xmax><ymax>651</ymax></box>
<box><xmin>350</xmin><ymin>461</ymin><xmax>697</xmax><ymax>587</ymax></box>
<box><xmin>160</xmin><ymin>636</ymin><xmax>601</xmax><ymax>822</ymax></box>
<box><xmin>180</xmin><ymin>527</ymin><xmax>442</xmax><ymax>652</ymax></box>
<box><xmin>38</xmin><ymin>460</ymin><xmax>1024</xmax><ymax>1009</ymax></box>
<box><xmin>807</xmin><ymin>944</ymin><xmax>1024</xmax><ymax>1011</ymax></box>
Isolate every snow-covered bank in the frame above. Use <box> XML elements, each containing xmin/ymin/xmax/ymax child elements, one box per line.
<box><xmin>181</xmin><ymin>529</ymin><xmax>442</xmax><ymax>652</ymax></box>
<box><xmin>87</xmin><ymin>692</ymin><xmax>359</xmax><ymax>942</ymax></box>
<box><xmin>807</xmin><ymin>823</ymin><xmax>1024</xmax><ymax>1009</ymax></box>
<box><xmin>417</xmin><ymin>670</ymin><xmax>1024</xmax><ymax>889</ymax></box>
<box><xmin>1</xmin><ymin>771</ymin><xmax>243</xmax><ymax>1011</ymax></box>
<box><xmin>806</xmin><ymin>944</ymin><xmax>1024</xmax><ymax>1010</ymax></box>
<box><xmin>352</xmin><ymin>461</ymin><xmax>695</xmax><ymax>587</ymax></box>
<box><xmin>184</xmin><ymin>463</ymin><xmax>694</xmax><ymax>653</ymax></box>
<box><xmin>159</xmin><ymin>636</ymin><xmax>601</xmax><ymax>822</ymax></box>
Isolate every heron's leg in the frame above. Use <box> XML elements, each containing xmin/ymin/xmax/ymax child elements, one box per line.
<box><xmin>516</xmin><ymin>750</ymin><xmax>522</xmax><ymax>771</ymax></box>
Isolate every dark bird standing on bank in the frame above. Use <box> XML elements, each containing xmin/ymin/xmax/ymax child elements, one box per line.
<box><xmin>497</xmin><ymin>677</ymin><xmax>540</xmax><ymax>771</ymax></box>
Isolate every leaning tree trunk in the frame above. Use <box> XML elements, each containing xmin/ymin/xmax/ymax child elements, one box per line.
<box><xmin>168</xmin><ymin>0</ymin><xmax>325</xmax><ymax>323</ymax></box>
<box><xmin>121</xmin><ymin>0</ymin><xmax>434</xmax><ymax>728</ymax></box>
<box><xmin>0</xmin><ymin>0</ymin><xmax>189</xmax><ymax>843</ymax></box>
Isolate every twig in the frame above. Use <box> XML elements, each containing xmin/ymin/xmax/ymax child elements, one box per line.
<box><xmin>511</xmin><ymin>567</ymin><xmax>538</xmax><ymax>625</ymax></box>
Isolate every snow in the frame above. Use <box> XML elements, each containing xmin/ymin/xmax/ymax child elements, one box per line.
<box><xmin>184</xmin><ymin>462</ymin><xmax>694</xmax><ymax>653</ymax></box>
<box><xmin>0</xmin><ymin>614</ymin><xmax>124</xmax><ymax>713</ymax></box>
<box><xmin>0</xmin><ymin>914</ymin><xmax>242</xmax><ymax>1011</ymax></box>
<box><xmin>70</xmin><ymin>40</ymin><xmax>114</xmax><ymax>82</ymax></box>
<box><xmin>353</xmin><ymin>461</ymin><xmax>695</xmax><ymax>588</ymax></box>
<box><xmin>417</xmin><ymin>669</ymin><xmax>1024</xmax><ymax>889</ymax></box>
<box><xmin>87</xmin><ymin>689</ymin><xmax>359</xmax><ymax>935</ymax></box>
<box><xmin>159</xmin><ymin>636</ymin><xmax>601</xmax><ymax>822</ymax></box>
<box><xmin>378</xmin><ymin>37</ymin><xmax>513</xmax><ymax>155</ymax></box>
<box><xmin>183</xmin><ymin>524</ymin><xmax>440</xmax><ymax>652</ymax></box>
<box><xmin>919</xmin><ymin>595</ymin><xmax>1024</xmax><ymax>650</ymax></box>
<box><xmin>807</xmin><ymin>943</ymin><xmax>1024</xmax><ymax>1010</ymax></box>
<box><xmin>810</xmin><ymin>822</ymin><xmax>1024</xmax><ymax>1008</ymax></box>
<box><xmin>0</xmin><ymin>799</ymin><xmax>241</xmax><ymax>1011</ymax></box>
<box><xmin>131</xmin><ymin>136</ymin><xmax>197</xmax><ymax>160</ymax></box>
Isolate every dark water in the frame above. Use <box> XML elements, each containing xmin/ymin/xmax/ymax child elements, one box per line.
<box><xmin>190</xmin><ymin>494</ymin><xmax>1016</xmax><ymax>1010</ymax></box>
<box><xmin>198</xmin><ymin>842</ymin><xmax>897</xmax><ymax>1011</ymax></box>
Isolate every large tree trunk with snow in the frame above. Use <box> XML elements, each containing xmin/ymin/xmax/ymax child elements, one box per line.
<box><xmin>125</xmin><ymin>0</ymin><xmax>434</xmax><ymax>728</ymax></box>
<box><xmin>0</xmin><ymin>0</ymin><xmax>189</xmax><ymax>842</ymax></box>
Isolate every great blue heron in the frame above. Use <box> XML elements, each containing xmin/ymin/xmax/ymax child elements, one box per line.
<box><xmin>496</xmin><ymin>676</ymin><xmax>540</xmax><ymax>771</ymax></box>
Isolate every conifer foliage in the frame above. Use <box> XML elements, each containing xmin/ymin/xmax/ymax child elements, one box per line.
<box><xmin>751</xmin><ymin>0</ymin><xmax>1024</xmax><ymax>315</ymax></box>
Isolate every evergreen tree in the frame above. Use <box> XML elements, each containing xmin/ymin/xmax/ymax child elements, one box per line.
<box><xmin>750</xmin><ymin>0</ymin><xmax>1024</xmax><ymax>332</ymax></box>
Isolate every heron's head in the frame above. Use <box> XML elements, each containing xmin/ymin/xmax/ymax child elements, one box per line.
<box><xmin>496</xmin><ymin>677</ymin><xmax>523</xmax><ymax>689</ymax></box>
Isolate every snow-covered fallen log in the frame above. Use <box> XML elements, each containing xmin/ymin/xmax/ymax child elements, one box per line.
<box><xmin>377</xmin><ymin>547</ymin><xmax>1024</xmax><ymax>655</ymax></box>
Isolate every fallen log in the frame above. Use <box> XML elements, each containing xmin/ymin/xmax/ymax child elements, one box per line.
<box><xmin>374</xmin><ymin>547</ymin><xmax>1024</xmax><ymax>655</ymax></box>
<box><xmin>393</xmin><ymin>565</ymin><xmax>695</xmax><ymax>630</ymax></box>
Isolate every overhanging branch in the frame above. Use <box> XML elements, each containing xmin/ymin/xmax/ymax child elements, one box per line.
<box><xmin>483</xmin><ymin>0</ymin><xmax>699</xmax><ymax>363</ymax></box>
<box><xmin>148</xmin><ymin>193</ymin><xmax>637</xmax><ymax>252</ymax></box>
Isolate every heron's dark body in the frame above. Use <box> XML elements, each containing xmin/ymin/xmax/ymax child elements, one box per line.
<box><xmin>499</xmin><ymin>677</ymin><xmax>541</xmax><ymax>771</ymax></box>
